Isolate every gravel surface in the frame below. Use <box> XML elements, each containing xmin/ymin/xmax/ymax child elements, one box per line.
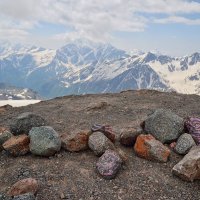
<box><xmin>0</xmin><ymin>90</ymin><xmax>200</xmax><ymax>200</ymax></box>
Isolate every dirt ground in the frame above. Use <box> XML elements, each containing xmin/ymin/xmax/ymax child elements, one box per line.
<box><xmin>0</xmin><ymin>90</ymin><xmax>200</xmax><ymax>200</ymax></box>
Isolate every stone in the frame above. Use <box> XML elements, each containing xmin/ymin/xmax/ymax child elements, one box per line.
<box><xmin>88</xmin><ymin>132</ymin><xmax>115</xmax><ymax>156</ymax></box>
<box><xmin>61</xmin><ymin>130</ymin><xmax>91</xmax><ymax>152</ymax></box>
<box><xmin>0</xmin><ymin>127</ymin><xmax>12</xmax><ymax>151</ymax></box>
<box><xmin>172</xmin><ymin>146</ymin><xmax>200</xmax><ymax>182</ymax></box>
<box><xmin>119</xmin><ymin>127</ymin><xmax>142</xmax><ymax>146</ymax></box>
<box><xmin>87</xmin><ymin>102</ymin><xmax>109</xmax><ymax>111</ymax></box>
<box><xmin>60</xmin><ymin>193</ymin><xmax>65</xmax><ymax>199</ymax></box>
<box><xmin>10</xmin><ymin>112</ymin><xmax>46</xmax><ymax>135</ymax></box>
<box><xmin>114</xmin><ymin>148</ymin><xmax>128</xmax><ymax>163</ymax></box>
<box><xmin>3</xmin><ymin>135</ymin><xmax>30</xmax><ymax>156</ymax></box>
<box><xmin>29</xmin><ymin>126</ymin><xmax>61</xmax><ymax>157</ymax></box>
<box><xmin>185</xmin><ymin>117</ymin><xmax>200</xmax><ymax>144</ymax></box>
<box><xmin>7</xmin><ymin>178</ymin><xmax>38</xmax><ymax>197</ymax></box>
<box><xmin>144</xmin><ymin>109</ymin><xmax>184</xmax><ymax>143</ymax></box>
<box><xmin>91</xmin><ymin>124</ymin><xmax>116</xmax><ymax>143</ymax></box>
<box><xmin>134</xmin><ymin>134</ymin><xmax>170</xmax><ymax>162</ymax></box>
<box><xmin>96</xmin><ymin>150</ymin><xmax>123</xmax><ymax>179</ymax></box>
<box><xmin>169</xmin><ymin>142</ymin><xmax>176</xmax><ymax>150</ymax></box>
<box><xmin>174</xmin><ymin>133</ymin><xmax>196</xmax><ymax>155</ymax></box>
<box><xmin>12</xmin><ymin>193</ymin><xmax>35</xmax><ymax>200</ymax></box>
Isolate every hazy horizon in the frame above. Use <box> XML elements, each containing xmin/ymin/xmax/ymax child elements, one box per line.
<box><xmin>0</xmin><ymin>0</ymin><xmax>200</xmax><ymax>57</ymax></box>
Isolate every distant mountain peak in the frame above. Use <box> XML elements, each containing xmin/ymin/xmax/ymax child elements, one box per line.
<box><xmin>129</xmin><ymin>49</ymin><xmax>145</xmax><ymax>56</ymax></box>
<box><xmin>0</xmin><ymin>82</ymin><xmax>41</xmax><ymax>100</ymax></box>
<box><xmin>68</xmin><ymin>38</ymin><xmax>102</xmax><ymax>49</ymax></box>
<box><xmin>0</xmin><ymin>39</ymin><xmax>200</xmax><ymax>98</ymax></box>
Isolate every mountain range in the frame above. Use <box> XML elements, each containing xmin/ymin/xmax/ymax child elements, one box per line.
<box><xmin>0</xmin><ymin>39</ymin><xmax>200</xmax><ymax>98</ymax></box>
<box><xmin>0</xmin><ymin>83</ymin><xmax>41</xmax><ymax>100</ymax></box>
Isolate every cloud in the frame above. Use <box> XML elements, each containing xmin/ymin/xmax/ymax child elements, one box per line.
<box><xmin>131</xmin><ymin>0</ymin><xmax>200</xmax><ymax>14</ymax></box>
<box><xmin>0</xmin><ymin>29</ymin><xmax>29</xmax><ymax>41</ymax></box>
<box><xmin>0</xmin><ymin>0</ymin><xmax>200</xmax><ymax>43</ymax></box>
<box><xmin>154</xmin><ymin>16</ymin><xmax>200</xmax><ymax>25</ymax></box>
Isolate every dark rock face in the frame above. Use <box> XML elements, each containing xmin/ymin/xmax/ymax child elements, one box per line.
<box><xmin>10</xmin><ymin>112</ymin><xmax>47</xmax><ymax>135</ymax></box>
<box><xmin>96</xmin><ymin>150</ymin><xmax>123</xmax><ymax>179</ymax></box>
<box><xmin>29</xmin><ymin>126</ymin><xmax>61</xmax><ymax>157</ymax></box>
<box><xmin>144</xmin><ymin>109</ymin><xmax>184</xmax><ymax>143</ymax></box>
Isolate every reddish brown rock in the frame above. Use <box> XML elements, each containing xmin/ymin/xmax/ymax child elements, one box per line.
<box><xmin>61</xmin><ymin>130</ymin><xmax>91</xmax><ymax>152</ymax></box>
<box><xmin>120</xmin><ymin>127</ymin><xmax>142</xmax><ymax>146</ymax></box>
<box><xmin>103</xmin><ymin>130</ymin><xmax>116</xmax><ymax>143</ymax></box>
<box><xmin>134</xmin><ymin>134</ymin><xmax>170</xmax><ymax>162</ymax></box>
<box><xmin>3</xmin><ymin>134</ymin><xmax>30</xmax><ymax>156</ymax></box>
<box><xmin>7</xmin><ymin>178</ymin><xmax>38</xmax><ymax>197</ymax></box>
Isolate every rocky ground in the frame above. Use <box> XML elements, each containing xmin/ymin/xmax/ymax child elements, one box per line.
<box><xmin>0</xmin><ymin>90</ymin><xmax>200</xmax><ymax>200</ymax></box>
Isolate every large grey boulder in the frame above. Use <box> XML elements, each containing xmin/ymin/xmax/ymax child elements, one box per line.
<box><xmin>96</xmin><ymin>150</ymin><xmax>123</xmax><ymax>179</ymax></box>
<box><xmin>172</xmin><ymin>146</ymin><xmax>200</xmax><ymax>182</ymax></box>
<box><xmin>144</xmin><ymin>109</ymin><xmax>184</xmax><ymax>143</ymax></box>
<box><xmin>88</xmin><ymin>132</ymin><xmax>115</xmax><ymax>156</ymax></box>
<box><xmin>175</xmin><ymin>133</ymin><xmax>196</xmax><ymax>155</ymax></box>
<box><xmin>29</xmin><ymin>126</ymin><xmax>61</xmax><ymax>157</ymax></box>
<box><xmin>10</xmin><ymin>112</ymin><xmax>46</xmax><ymax>135</ymax></box>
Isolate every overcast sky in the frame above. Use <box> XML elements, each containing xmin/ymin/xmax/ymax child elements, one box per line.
<box><xmin>0</xmin><ymin>0</ymin><xmax>200</xmax><ymax>56</ymax></box>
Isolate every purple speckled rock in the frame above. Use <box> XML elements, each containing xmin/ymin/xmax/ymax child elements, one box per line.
<box><xmin>96</xmin><ymin>150</ymin><xmax>123</xmax><ymax>179</ymax></box>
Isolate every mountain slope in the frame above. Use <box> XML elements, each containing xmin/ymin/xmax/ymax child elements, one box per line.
<box><xmin>0</xmin><ymin>83</ymin><xmax>41</xmax><ymax>100</ymax></box>
<box><xmin>0</xmin><ymin>40</ymin><xmax>199</xmax><ymax>98</ymax></box>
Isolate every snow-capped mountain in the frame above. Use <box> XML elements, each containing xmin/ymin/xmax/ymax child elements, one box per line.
<box><xmin>0</xmin><ymin>39</ymin><xmax>199</xmax><ymax>98</ymax></box>
<box><xmin>0</xmin><ymin>83</ymin><xmax>41</xmax><ymax>100</ymax></box>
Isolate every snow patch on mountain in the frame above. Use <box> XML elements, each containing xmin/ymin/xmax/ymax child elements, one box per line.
<box><xmin>0</xmin><ymin>39</ymin><xmax>200</xmax><ymax>98</ymax></box>
<box><xmin>0</xmin><ymin>83</ymin><xmax>41</xmax><ymax>100</ymax></box>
